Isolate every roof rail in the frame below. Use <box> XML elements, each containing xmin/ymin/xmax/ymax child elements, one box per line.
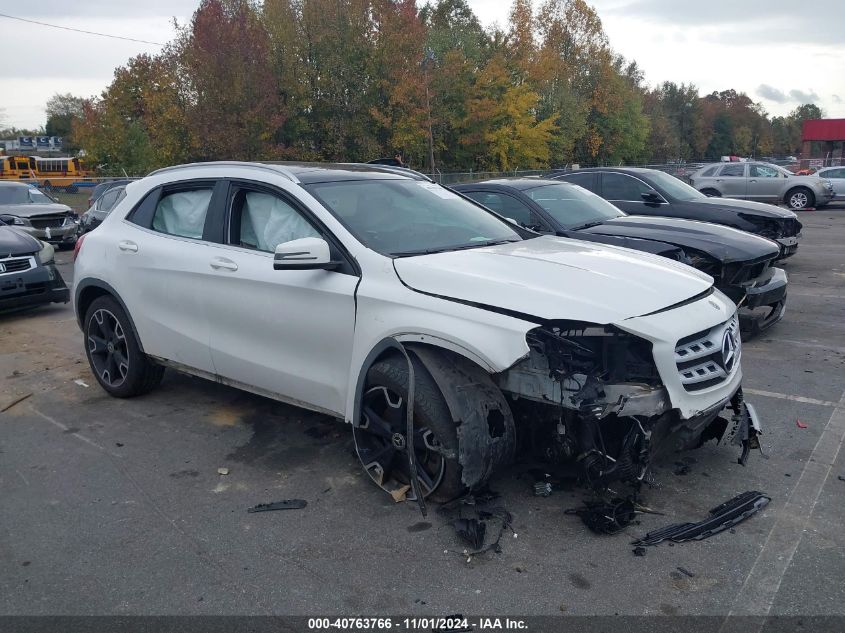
<box><xmin>347</xmin><ymin>163</ymin><xmax>433</xmax><ymax>182</ymax></box>
<box><xmin>147</xmin><ymin>161</ymin><xmax>301</xmax><ymax>184</ymax></box>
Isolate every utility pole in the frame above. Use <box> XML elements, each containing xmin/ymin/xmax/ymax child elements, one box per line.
<box><xmin>423</xmin><ymin>48</ymin><xmax>436</xmax><ymax>177</ymax></box>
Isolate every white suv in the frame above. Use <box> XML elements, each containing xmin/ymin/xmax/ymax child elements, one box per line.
<box><xmin>73</xmin><ymin>162</ymin><xmax>761</xmax><ymax>501</ymax></box>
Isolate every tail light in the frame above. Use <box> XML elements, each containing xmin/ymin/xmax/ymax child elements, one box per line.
<box><xmin>73</xmin><ymin>233</ymin><xmax>87</xmax><ymax>262</ymax></box>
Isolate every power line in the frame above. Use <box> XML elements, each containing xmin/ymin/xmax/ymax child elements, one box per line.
<box><xmin>0</xmin><ymin>12</ymin><xmax>164</xmax><ymax>46</ymax></box>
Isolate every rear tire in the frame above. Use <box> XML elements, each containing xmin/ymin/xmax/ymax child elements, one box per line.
<box><xmin>700</xmin><ymin>188</ymin><xmax>721</xmax><ymax>197</ymax></box>
<box><xmin>83</xmin><ymin>296</ymin><xmax>164</xmax><ymax>397</ymax></box>
<box><xmin>785</xmin><ymin>187</ymin><xmax>814</xmax><ymax>210</ymax></box>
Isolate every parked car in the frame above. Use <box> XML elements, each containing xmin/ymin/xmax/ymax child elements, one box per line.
<box><xmin>0</xmin><ymin>182</ymin><xmax>77</xmax><ymax>248</ymax></box>
<box><xmin>78</xmin><ymin>184</ymin><xmax>127</xmax><ymax>235</ymax></box>
<box><xmin>550</xmin><ymin>167</ymin><xmax>803</xmax><ymax>259</ymax></box>
<box><xmin>0</xmin><ymin>222</ymin><xmax>70</xmax><ymax>311</ymax></box>
<box><xmin>689</xmin><ymin>161</ymin><xmax>835</xmax><ymax>210</ymax></box>
<box><xmin>87</xmin><ymin>179</ymin><xmax>132</xmax><ymax>208</ymax></box>
<box><xmin>814</xmin><ymin>166</ymin><xmax>845</xmax><ymax>195</ymax></box>
<box><xmin>73</xmin><ymin>162</ymin><xmax>762</xmax><ymax>501</ymax></box>
<box><xmin>453</xmin><ymin>179</ymin><xmax>787</xmax><ymax>336</ymax></box>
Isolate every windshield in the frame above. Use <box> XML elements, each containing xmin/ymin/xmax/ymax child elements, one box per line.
<box><xmin>0</xmin><ymin>186</ymin><xmax>53</xmax><ymax>205</ymax></box>
<box><xmin>305</xmin><ymin>179</ymin><xmax>523</xmax><ymax>256</ymax></box>
<box><xmin>648</xmin><ymin>171</ymin><xmax>705</xmax><ymax>201</ymax></box>
<box><xmin>524</xmin><ymin>183</ymin><xmax>623</xmax><ymax>229</ymax></box>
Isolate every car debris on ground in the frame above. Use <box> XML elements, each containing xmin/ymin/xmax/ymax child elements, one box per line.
<box><xmin>632</xmin><ymin>490</ymin><xmax>770</xmax><ymax>546</ymax></box>
<box><xmin>247</xmin><ymin>499</ymin><xmax>308</xmax><ymax>513</ymax></box>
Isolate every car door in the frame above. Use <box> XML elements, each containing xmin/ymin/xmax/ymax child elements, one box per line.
<box><xmin>598</xmin><ymin>172</ymin><xmax>665</xmax><ymax>216</ymax></box>
<box><xmin>202</xmin><ymin>180</ymin><xmax>358</xmax><ymax>416</ymax></box>
<box><xmin>747</xmin><ymin>163</ymin><xmax>782</xmax><ymax>202</ymax></box>
<box><xmin>715</xmin><ymin>163</ymin><xmax>748</xmax><ymax>198</ymax></box>
<box><xmin>818</xmin><ymin>167</ymin><xmax>845</xmax><ymax>196</ymax></box>
<box><xmin>118</xmin><ymin>180</ymin><xmax>225</xmax><ymax>373</ymax></box>
<box><xmin>460</xmin><ymin>190</ymin><xmax>549</xmax><ymax>231</ymax></box>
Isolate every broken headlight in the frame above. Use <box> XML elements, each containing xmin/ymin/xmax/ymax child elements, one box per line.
<box><xmin>738</xmin><ymin>213</ymin><xmax>781</xmax><ymax>239</ymax></box>
<box><xmin>526</xmin><ymin>322</ymin><xmax>659</xmax><ymax>386</ymax></box>
<box><xmin>682</xmin><ymin>248</ymin><xmax>721</xmax><ymax>279</ymax></box>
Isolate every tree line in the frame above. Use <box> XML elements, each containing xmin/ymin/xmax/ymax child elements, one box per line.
<box><xmin>19</xmin><ymin>0</ymin><xmax>824</xmax><ymax>174</ymax></box>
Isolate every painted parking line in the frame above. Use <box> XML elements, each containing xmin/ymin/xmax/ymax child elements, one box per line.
<box><xmin>743</xmin><ymin>387</ymin><xmax>843</xmax><ymax>409</ymax></box>
<box><xmin>726</xmin><ymin>388</ymin><xmax>845</xmax><ymax>620</ymax></box>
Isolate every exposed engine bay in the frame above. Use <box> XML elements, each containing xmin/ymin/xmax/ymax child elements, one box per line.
<box><xmin>496</xmin><ymin>321</ymin><xmax>762</xmax><ymax>488</ymax></box>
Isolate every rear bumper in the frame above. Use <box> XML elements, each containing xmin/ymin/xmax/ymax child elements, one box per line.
<box><xmin>739</xmin><ymin>267</ymin><xmax>788</xmax><ymax>336</ymax></box>
<box><xmin>0</xmin><ymin>263</ymin><xmax>70</xmax><ymax>311</ymax></box>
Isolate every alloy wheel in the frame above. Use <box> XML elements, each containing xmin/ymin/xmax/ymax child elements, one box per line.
<box><xmin>87</xmin><ymin>308</ymin><xmax>129</xmax><ymax>387</ymax></box>
<box><xmin>789</xmin><ymin>191</ymin><xmax>808</xmax><ymax>209</ymax></box>
<box><xmin>354</xmin><ymin>385</ymin><xmax>446</xmax><ymax>498</ymax></box>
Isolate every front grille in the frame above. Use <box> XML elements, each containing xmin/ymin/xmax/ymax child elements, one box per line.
<box><xmin>29</xmin><ymin>215</ymin><xmax>68</xmax><ymax>230</ymax></box>
<box><xmin>675</xmin><ymin>315</ymin><xmax>740</xmax><ymax>392</ymax></box>
<box><xmin>0</xmin><ymin>256</ymin><xmax>34</xmax><ymax>275</ymax></box>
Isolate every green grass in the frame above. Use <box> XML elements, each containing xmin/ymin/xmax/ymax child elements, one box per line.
<box><xmin>51</xmin><ymin>190</ymin><xmax>92</xmax><ymax>214</ymax></box>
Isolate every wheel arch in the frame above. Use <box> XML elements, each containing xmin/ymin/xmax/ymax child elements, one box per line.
<box><xmin>74</xmin><ymin>278</ymin><xmax>145</xmax><ymax>353</ymax></box>
<box><xmin>784</xmin><ymin>185</ymin><xmax>814</xmax><ymax>206</ymax></box>
<box><xmin>350</xmin><ymin>338</ymin><xmax>517</xmax><ymax>490</ymax></box>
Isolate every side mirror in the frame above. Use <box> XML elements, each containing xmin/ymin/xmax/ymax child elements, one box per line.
<box><xmin>273</xmin><ymin>237</ymin><xmax>341</xmax><ymax>271</ymax></box>
<box><xmin>641</xmin><ymin>190</ymin><xmax>665</xmax><ymax>203</ymax></box>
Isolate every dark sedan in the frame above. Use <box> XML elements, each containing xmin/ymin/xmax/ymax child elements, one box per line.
<box><xmin>0</xmin><ymin>222</ymin><xmax>70</xmax><ymax>312</ymax></box>
<box><xmin>549</xmin><ymin>167</ymin><xmax>802</xmax><ymax>259</ymax></box>
<box><xmin>453</xmin><ymin>179</ymin><xmax>788</xmax><ymax>335</ymax></box>
<box><xmin>78</xmin><ymin>184</ymin><xmax>127</xmax><ymax>235</ymax></box>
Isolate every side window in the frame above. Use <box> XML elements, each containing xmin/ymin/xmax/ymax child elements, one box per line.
<box><xmin>701</xmin><ymin>166</ymin><xmax>718</xmax><ymax>177</ymax></box>
<box><xmin>560</xmin><ymin>172</ymin><xmax>598</xmax><ymax>192</ymax></box>
<box><xmin>463</xmin><ymin>191</ymin><xmax>539</xmax><ymax>228</ymax></box>
<box><xmin>152</xmin><ymin>188</ymin><xmax>213</xmax><ymax>239</ymax></box>
<box><xmin>719</xmin><ymin>164</ymin><xmax>746</xmax><ymax>177</ymax></box>
<box><xmin>230</xmin><ymin>189</ymin><xmax>319</xmax><ymax>252</ymax></box>
<box><xmin>98</xmin><ymin>189</ymin><xmax>120</xmax><ymax>211</ymax></box>
<box><xmin>749</xmin><ymin>164</ymin><xmax>778</xmax><ymax>178</ymax></box>
<box><xmin>601</xmin><ymin>173</ymin><xmax>651</xmax><ymax>200</ymax></box>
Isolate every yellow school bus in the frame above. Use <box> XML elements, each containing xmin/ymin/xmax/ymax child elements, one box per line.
<box><xmin>0</xmin><ymin>155</ymin><xmax>36</xmax><ymax>180</ymax></box>
<box><xmin>31</xmin><ymin>156</ymin><xmax>94</xmax><ymax>192</ymax></box>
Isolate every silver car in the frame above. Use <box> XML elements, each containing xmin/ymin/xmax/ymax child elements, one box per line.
<box><xmin>0</xmin><ymin>182</ymin><xmax>77</xmax><ymax>247</ymax></box>
<box><xmin>689</xmin><ymin>161</ymin><xmax>835</xmax><ymax>211</ymax></box>
<box><xmin>815</xmin><ymin>166</ymin><xmax>845</xmax><ymax>196</ymax></box>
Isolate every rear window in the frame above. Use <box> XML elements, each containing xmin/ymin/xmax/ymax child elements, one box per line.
<box><xmin>719</xmin><ymin>164</ymin><xmax>745</xmax><ymax>177</ymax></box>
<box><xmin>152</xmin><ymin>189</ymin><xmax>213</xmax><ymax>239</ymax></box>
<box><xmin>700</xmin><ymin>166</ymin><xmax>717</xmax><ymax>177</ymax></box>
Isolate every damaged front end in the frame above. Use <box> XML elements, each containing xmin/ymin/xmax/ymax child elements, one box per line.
<box><xmin>497</xmin><ymin>321</ymin><xmax>761</xmax><ymax>487</ymax></box>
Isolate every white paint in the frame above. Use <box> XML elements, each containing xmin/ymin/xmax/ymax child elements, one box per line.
<box><xmin>743</xmin><ymin>387</ymin><xmax>843</xmax><ymax>409</ymax></box>
<box><xmin>727</xmin><ymin>388</ymin><xmax>845</xmax><ymax>618</ymax></box>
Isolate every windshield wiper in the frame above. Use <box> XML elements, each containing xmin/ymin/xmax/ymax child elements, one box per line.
<box><xmin>391</xmin><ymin>239</ymin><xmax>520</xmax><ymax>258</ymax></box>
<box><xmin>570</xmin><ymin>221</ymin><xmax>605</xmax><ymax>231</ymax></box>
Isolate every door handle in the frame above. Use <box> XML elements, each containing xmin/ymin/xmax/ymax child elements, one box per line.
<box><xmin>750</xmin><ymin>179</ymin><xmax>757</xmax><ymax>183</ymax></box>
<box><xmin>210</xmin><ymin>257</ymin><xmax>238</xmax><ymax>271</ymax></box>
<box><xmin>118</xmin><ymin>240</ymin><xmax>138</xmax><ymax>252</ymax></box>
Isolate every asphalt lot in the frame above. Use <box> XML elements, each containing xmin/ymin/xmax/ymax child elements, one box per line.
<box><xmin>1</xmin><ymin>204</ymin><xmax>844</xmax><ymax>617</ymax></box>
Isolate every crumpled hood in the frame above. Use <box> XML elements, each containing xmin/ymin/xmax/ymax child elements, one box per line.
<box><xmin>0</xmin><ymin>226</ymin><xmax>41</xmax><ymax>257</ymax></box>
<box><xmin>582</xmin><ymin>216</ymin><xmax>780</xmax><ymax>263</ymax></box>
<box><xmin>690</xmin><ymin>197</ymin><xmax>798</xmax><ymax>219</ymax></box>
<box><xmin>393</xmin><ymin>236</ymin><xmax>713</xmax><ymax>324</ymax></box>
<box><xmin>0</xmin><ymin>202</ymin><xmax>73</xmax><ymax>218</ymax></box>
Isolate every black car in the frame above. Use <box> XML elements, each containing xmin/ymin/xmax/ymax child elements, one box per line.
<box><xmin>548</xmin><ymin>167</ymin><xmax>802</xmax><ymax>259</ymax></box>
<box><xmin>0</xmin><ymin>222</ymin><xmax>70</xmax><ymax>312</ymax></box>
<box><xmin>78</xmin><ymin>184</ymin><xmax>127</xmax><ymax>235</ymax></box>
<box><xmin>452</xmin><ymin>179</ymin><xmax>787</xmax><ymax>335</ymax></box>
<box><xmin>87</xmin><ymin>179</ymin><xmax>132</xmax><ymax>208</ymax></box>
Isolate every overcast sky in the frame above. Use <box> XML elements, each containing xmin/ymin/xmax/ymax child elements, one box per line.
<box><xmin>1</xmin><ymin>0</ymin><xmax>843</xmax><ymax>130</ymax></box>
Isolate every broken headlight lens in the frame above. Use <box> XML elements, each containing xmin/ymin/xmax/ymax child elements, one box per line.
<box><xmin>526</xmin><ymin>322</ymin><xmax>659</xmax><ymax>385</ymax></box>
<box><xmin>36</xmin><ymin>241</ymin><xmax>55</xmax><ymax>265</ymax></box>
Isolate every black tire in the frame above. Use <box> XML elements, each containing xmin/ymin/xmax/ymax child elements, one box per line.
<box><xmin>785</xmin><ymin>187</ymin><xmax>814</xmax><ymax>210</ymax></box>
<box><xmin>700</xmin><ymin>188</ymin><xmax>721</xmax><ymax>197</ymax></box>
<box><xmin>83</xmin><ymin>295</ymin><xmax>164</xmax><ymax>397</ymax></box>
<box><xmin>356</xmin><ymin>353</ymin><xmax>464</xmax><ymax>502</ymax></box>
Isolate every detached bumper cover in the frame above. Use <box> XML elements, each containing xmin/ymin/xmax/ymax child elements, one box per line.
<box><xmin>0</xmin><ymin>263</ymin><xmax>70</xmax><ymax>310</ymax></box>
<box><xmin>739</xmin><ymin>266</ymin><xmax>787</xmax><ymax>335</ymax></box>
